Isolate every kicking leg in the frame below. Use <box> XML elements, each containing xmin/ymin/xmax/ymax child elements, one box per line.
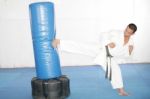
<box><xmin>52</xmin><ymin>39</ymin><xmax>99</xmax><ymax>57</ymax></box>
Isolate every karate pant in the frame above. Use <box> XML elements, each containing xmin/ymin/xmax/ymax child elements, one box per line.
<box><xmin>58</xmin><ymin>40</ymin><xmax>123</xmax><ymax>89</ymax></box>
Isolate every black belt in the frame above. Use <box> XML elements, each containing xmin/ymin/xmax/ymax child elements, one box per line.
<box><xmin>105</xmin><ymin>46</ymin><xmax>113</xmax><ymax>81</ymax></box>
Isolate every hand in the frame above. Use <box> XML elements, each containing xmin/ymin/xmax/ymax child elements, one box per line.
<box><xmin>108</xmin><ymin>42</ymin><xmax>116</xmax><ymax>48</ymax></box>
<box><xmin>52</xmin><ymin>39</ymin><xmax>60</xmax><ymax>48</ymax></box>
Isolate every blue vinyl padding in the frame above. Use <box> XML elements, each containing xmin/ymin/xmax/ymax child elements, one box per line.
<box><xmin>29</xmin><ymin>2</ymin><xmax>61</xmax><ymax>79</ymax></box>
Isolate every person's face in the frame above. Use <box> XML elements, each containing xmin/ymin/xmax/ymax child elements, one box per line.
<box><xmin>124</xmin><ymin>26</ymin><xmax>134</xmax><ymax>37</ymax></box>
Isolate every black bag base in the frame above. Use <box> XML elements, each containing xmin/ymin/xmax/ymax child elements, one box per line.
<box><xmin>57</xmin><ymin>75</ymin><xmax>70</xmax><ymax>98</ymax></box>
<box><xmin>31</xmin><ymin>75</ymin><xmax>70</xmax><ymax>99</ymax></box>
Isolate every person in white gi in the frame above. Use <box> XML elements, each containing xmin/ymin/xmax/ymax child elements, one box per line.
<box><xmin>52</xmin><ymin>23</ymin><xmax>137</xmax><ymax>96</ymax></box>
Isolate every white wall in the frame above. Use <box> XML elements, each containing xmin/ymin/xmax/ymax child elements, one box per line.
<box><xmin>0</xmin><ymin>0</ymin><xmax>150</xmax><ymax>68</ymax></box>
<box><xmin>0</xmin><ymin>0</ymin><xmax>33</xmax><ymax>68</ymax></box>
<box><xmin>133</xmin><ymin>0</ymin><xmax>150</xmax><ymax>62</ymax></box>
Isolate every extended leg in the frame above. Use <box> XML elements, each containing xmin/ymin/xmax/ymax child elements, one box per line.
<box><xmin>52</xmin><ymin>39</ymin><xmax>100</xmax><ymax>57</ymax></box>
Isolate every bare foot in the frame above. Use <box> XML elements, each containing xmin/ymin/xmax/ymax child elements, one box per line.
<box><xmin>52</xmin><ymin>39</ymin><xmax>60</xmax><ymax>48</ymax></box>
<box><xmin>117</xmin><ymin>88</ymin><xmax>130</xmax><ymax>96</ymax></box>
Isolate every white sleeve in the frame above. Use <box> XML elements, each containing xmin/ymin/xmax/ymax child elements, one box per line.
<box><xmin>101</xmin><ymin>30</ymin><xmax>121</xmax><ymax>46</ymax></box>
<box><xmin>101</xmin><ymin>33</ymin><xmax>111</xmax><ymax>46</ymax></box>
<box><xmin>128</xmin><ymin>36</ymin><xmax>134</xmax><ymax>46</ymax></box>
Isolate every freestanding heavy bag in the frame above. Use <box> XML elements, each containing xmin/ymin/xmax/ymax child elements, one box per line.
<box><xmin>29</xmin><ymin>2</ymin><xmax>70</xmax><ymax>99</ymax></box>
<box><xmin>29</xmin><ymin>2</ymin><xmax>61</xmax><ymax>80</ymax></box>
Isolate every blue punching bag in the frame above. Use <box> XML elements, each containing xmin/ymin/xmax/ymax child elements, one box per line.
<box><xmin>29</xmin><ymin>2</ymin><xmax>61</xmax><ymax>79</ymax></box>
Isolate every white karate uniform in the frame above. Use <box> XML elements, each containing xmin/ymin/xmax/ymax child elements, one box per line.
<box><xmin>58</xmin><ymin>30</ymin><xmax>134</xmax><ymax>89</ymax></box>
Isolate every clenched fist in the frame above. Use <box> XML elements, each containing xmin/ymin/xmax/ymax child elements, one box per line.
<box><xmin>108</xmin><ymin>42</ymin><xmax>116</xmax><ymax>48</ymax></box>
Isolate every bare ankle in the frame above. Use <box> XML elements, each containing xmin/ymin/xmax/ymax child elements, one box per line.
<box><xmin>117</xmin><ymin>88</ymin><xmax>129</xmax><ymax>96</ymax></box>
<box><xmin>52</xmin><ymin>39</ymin><xmax>60</xmax><ymax>48</ymax></box>
<box><xmin>117</xmin><ymin>88</ymin><xmax>124</xmax><ymax>92</ymax></box>
<box><xmin>55</xmin><ymin>39</ymin><xmax>60</xmax><ymax>44</ymax></box>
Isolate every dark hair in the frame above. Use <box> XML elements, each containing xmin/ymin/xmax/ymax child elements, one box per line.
<box><xmin>128</xmin><ymin>23</ymin><xmax>137</xmax><ymax>33</ymax></box>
